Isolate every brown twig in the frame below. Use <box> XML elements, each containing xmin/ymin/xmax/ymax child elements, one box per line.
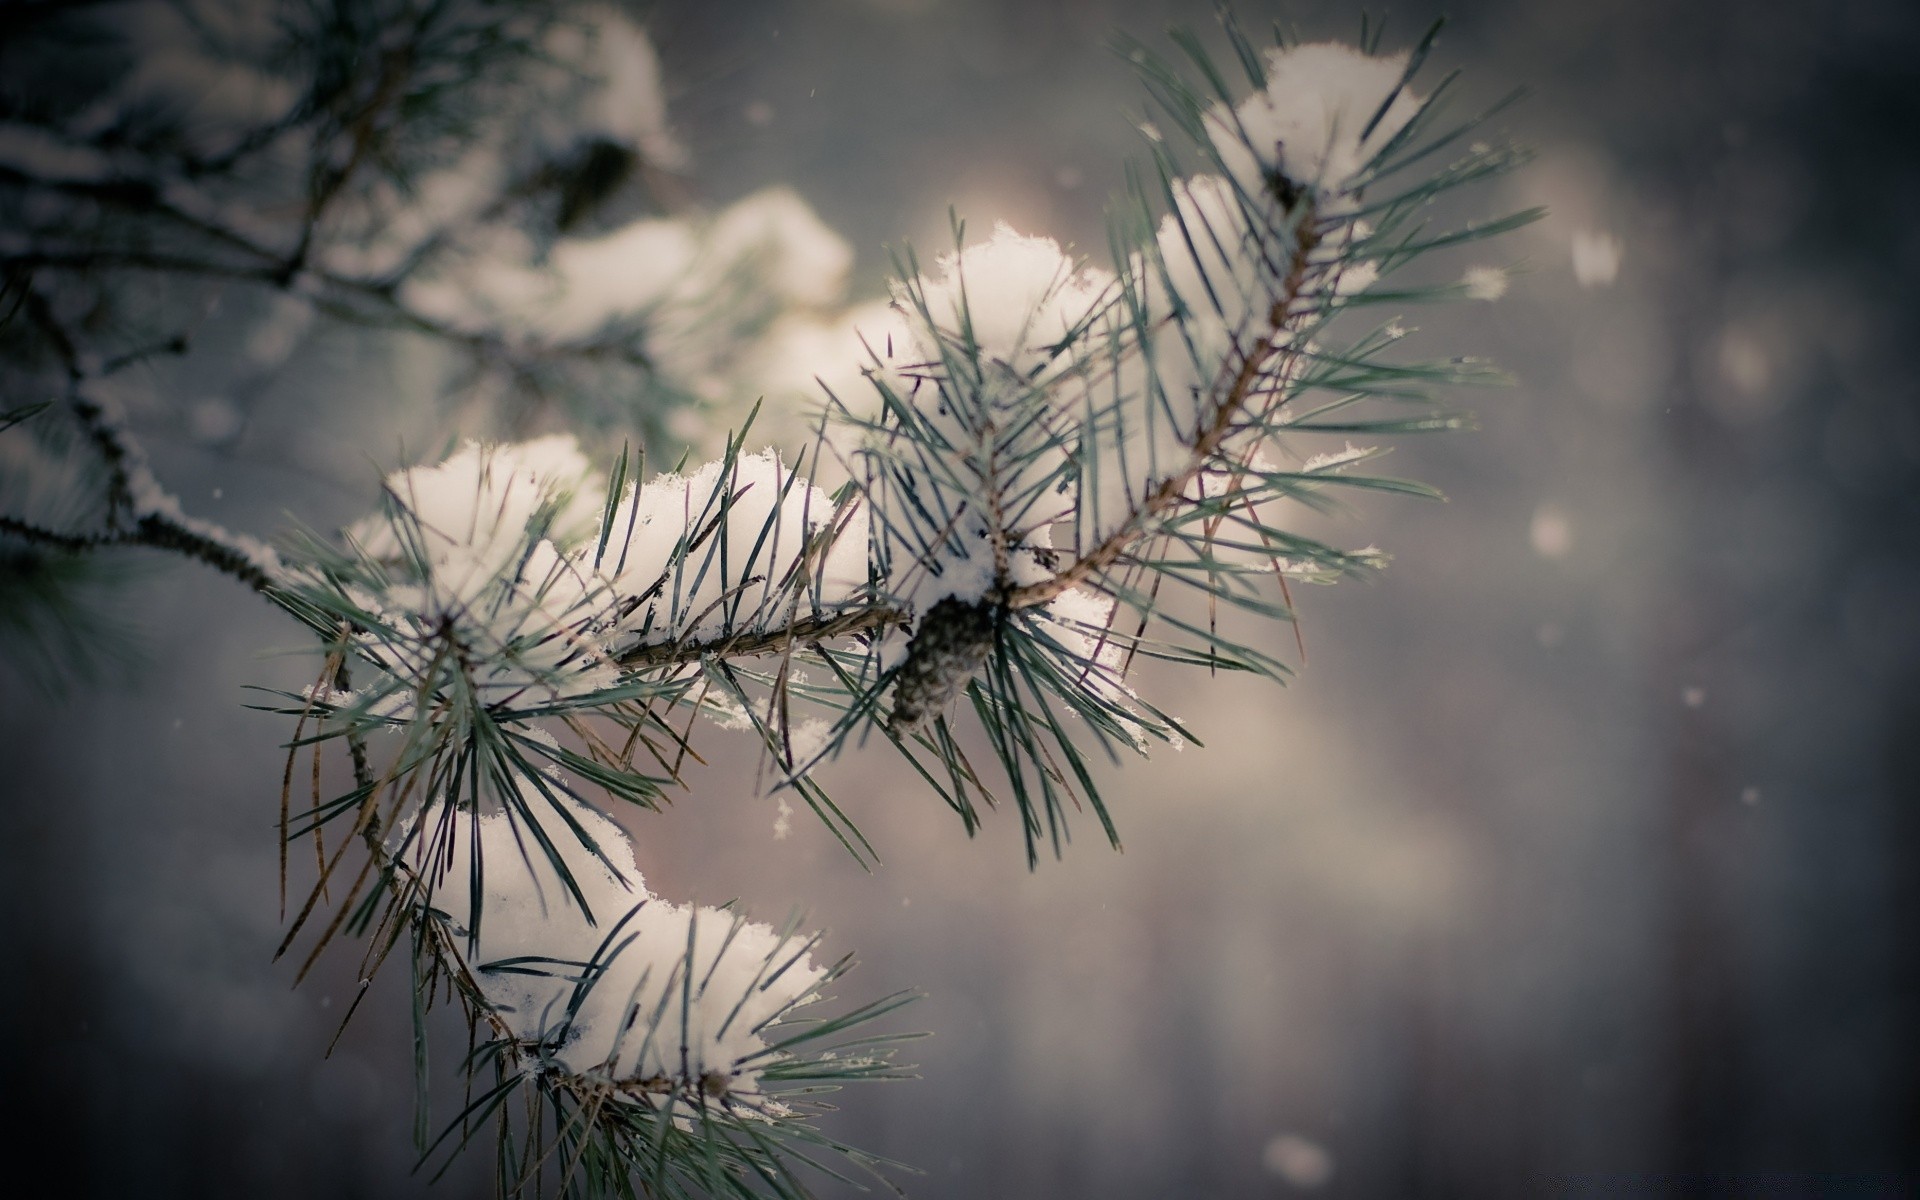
<box><xmin>1007</xmin><ymin>207</ymin><xmax>1326</xmax><ymax>610</ymax></box>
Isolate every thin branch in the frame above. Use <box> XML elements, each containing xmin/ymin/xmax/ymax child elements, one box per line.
<box><xmin>1009</xmin><ymin>205</ymin><xmax>1325</xmax><ymax>610</ymax></box>
<box><xmin>614</xmin><ymin>604</ymin><xmax>907</xmax><ymax>670</ymax></box>
<box><xmin>11</xmin><ymin>273</ymin><xmax>283</xmax><ymax>593</ymax></box>
<box><xmin>0</xmin><ymin>514</ymin><xmax>104</xmax><ymax>552</ymax></box>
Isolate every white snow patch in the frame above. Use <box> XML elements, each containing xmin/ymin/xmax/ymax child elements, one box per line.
<box><xmin>601</xmin><ymin>449</ymin><xmax>868</xmax><ymax>651</ymax></box>
<box><xmin>398</xmin><ymin>788</ymin><xmax>826</xmax><ymax>1095</ymax></box>
<box><xmin>1211</xmin><ymin>43</ymin><xmax>1421</xmax><ymax>209</ymax></box>
<box><xmin>1301</xmin><ymin>443</ymin><xmax>1376</xmax><ymax>474</ymax></box>
<box><xmin>784</xmin><ymin>717</ymin><xmax>833</xmax><ymax>770</ymax></box>
<box><xmin>544</xmin><ymin>6</ymin><xmax>688</xmax><ymax>170</ymax></box>
<box><xmin>903</xmin><ymin>222</ymin><xmax>1115</xmax><ymax>386</ymax></box>
<box><xmin>400</xmin><ymin>187</ymin><xmax>849</xmax><ymax>353</ymax></box>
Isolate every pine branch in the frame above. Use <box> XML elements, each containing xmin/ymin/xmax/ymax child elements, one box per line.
<box><xmin>1010</xmin><ymin>204</ymin><xmax>1324</xmax><ymax>611</ymax></box>
<box><xmin>6</xmin><ymin>277</ymin><xmax>284</xmax><ymax>593</ymax></box>
<box><xmin>614</xmin><ymin>604</ymin><xmax>906</xmax><ymax>669</ymax></box>
<box><xmin>0</xmin><ymin>513</ymin><xmax>105</xmax><ymax>553</ymax></box>
<box><xmin>0</xmin><ymin>7</ymin><xmax>1533</xmax><ymax>1194</ymax></box>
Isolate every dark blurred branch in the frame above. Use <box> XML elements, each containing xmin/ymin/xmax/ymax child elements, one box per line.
<box><xmin>283</xmin><ymin>17</ymin><xmax>423</xmax><ymax>284</ymax></box>
<box><xmin>0</xmin><ymin>514</ymin><xmax>101</xmax><ymax>553</ymax></box>
<box><xmin>6</xmin><ymin>273</ymin><xmax>282</xmax><ymax>593</ymax></box>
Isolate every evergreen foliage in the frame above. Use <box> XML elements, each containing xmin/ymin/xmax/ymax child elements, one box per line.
<box><xmin>0</xmin><ymin>3</ymin><xmax>1527</xmax><ymax>1194</ymax></box>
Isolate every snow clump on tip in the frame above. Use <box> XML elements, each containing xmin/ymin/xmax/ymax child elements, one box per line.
<box><xmin>541</xmin><ymin>4</ymin><xmax>689</xmax><ymax>171</ymax></box>
<box><xmin>902</xmin><ymin>222</ymin><xmax>1117</xmax><ymax>388</ymax></box>
<box><xmin>1210</xmin><ymin>43</ymin><xmax>1422</xmax><ymax>210</ymax></box>
<box><xmin>352</xmin><ymin>436</ymin><xmax>606</xmax><ymax>565</ymax></box>
<box><xmin>399</xmin><ymin>786</ymin><xmax>828</xmax><ymax>1099</ymax></box>
<box><xmin>336</xmin><ymin>436</ymin><xmax>619</xmax><ymax>705</ymax></box>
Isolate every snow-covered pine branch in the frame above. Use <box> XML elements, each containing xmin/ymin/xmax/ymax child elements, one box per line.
<box><xmin>1</xmin><ymin>5</ymin><xmax>1528</xmax><ymax>1195</ymax></box>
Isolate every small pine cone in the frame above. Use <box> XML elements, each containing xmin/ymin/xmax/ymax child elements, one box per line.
<box><xmin>888</xmin><ymin>596</ymin><xmax>999</xmax><ymax>735</ymax></box>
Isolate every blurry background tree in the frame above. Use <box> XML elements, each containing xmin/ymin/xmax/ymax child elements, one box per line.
<box><xmin>2</xmin><ymin>0</ymin><xmax>1916</xmax><ymax>1198</ymax></box>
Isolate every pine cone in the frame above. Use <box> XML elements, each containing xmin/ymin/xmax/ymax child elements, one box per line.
<box><xmin>887</xmin><ymin>596</ymin><xmax>1000</xmax><ymax>735</ymax></box>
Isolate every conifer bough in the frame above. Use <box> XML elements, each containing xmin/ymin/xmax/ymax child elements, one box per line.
<box><xmin>0</xmin><ymin>4</ymin><xmax>1531</xmax><ymax>1194</ymax></box>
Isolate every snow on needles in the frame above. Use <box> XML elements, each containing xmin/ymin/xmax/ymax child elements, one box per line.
<box><xmin>350</xmin><ymin>435</ymin><xmax>605</xmax><ymax>609</ymax></box>
<box><xmin>400</xmin><ymin>187</ymin><xmax>850</xmax><ymax>352</ymax></box>
<box><xmin>340</xmin><ymin>441</ymin><xmax>853</xmax><ymax>1100</ymax></box>
<box><xmin>1211</xmin><ymin>43</ymin><xmax>1422</xmax><ymax>210</ymax></box>
<box><xmin>541</xmin><ymin>5</ymin><xmax>689</xmax><ymax>171</ymax></box>
<box><xmin>600</xmin><ymin>450</ymin><xmax>869</xmax><ymax>653</ymax></box>
<box><xmin>904</xmin><ymin>222</ymin><xmax>1117</xmax><ymax>387</ymax></box>
<box><xmin>339</xmin><ymin>438</ymin><xmax>618</xmax><ymax>708</ymax></box>
<box><xmin>867</xmin><ymin>226</ymin><xmax>1112</xmax><ymax>615</ymax></box>
<box><xmin>339</xmin><ymin>436</ymin><xmax>870</xmax><ymax>701</ymax></box>
<box><xmin>398</xmin><ymin>785</ymin><xmax>827</xmax><ymax>1099</ymax></box>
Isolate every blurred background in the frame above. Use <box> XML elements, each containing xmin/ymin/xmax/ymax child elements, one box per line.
<box><xmin>3</xmin><ymin>0</ymin><xmax>1916</xmax><ymax>1196</ymax></box>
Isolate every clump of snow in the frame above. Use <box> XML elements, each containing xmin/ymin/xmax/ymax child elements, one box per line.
<box><xmin>600</xmin><ymin>449</ymin><xmax>869</xmax><ymax>651</ymax></box>
<box><xmin>1300</xmin><ymin>443</ymin><xmax>1377</xmax><ymax>474</ymax></box>
<box><xmin>706</xmin><ymin>188</ymin><xmax>853</xmax><ymax>312</ymax></box>
<box><xmin>1077</xmin><ymin>175</ymin><xmax>1292</xmax><ymax>533</ymax></box>
<box><xmin>337</xmin><ymin>438</ymin><xmax>874</xmax><ymax>708</ymax></box>
<box><xmin>340</xmin><ymin>437</ymin><xmax>617</xmax><ymax>705</ymax></box>
<box><xmin>400</xmin><ymin>219</ymin><xmax>690</xmax><ymax>344</ymax></box>
<box><xmin>1153</xmin><ymin>173</ymin><xmax>1265</xmax><ymax>346</ymax></box>
<box><xmin>398</xmin><ymin>786</ymin><xmax>827</xmax><ymax>1097</ymax></box>
<box><xmin>783</xmin><ymin>717</ymin><xmax>834</xmax><ymax>772</ymax></box>
<box><xmin>1031</xmin><ymin>585</ymin><xmax>1157</xmax><ymax>748</ymax></box>
<box><xmin>742</xmin><ymin>298</ymin><xmax>912</xmax><ymax>470</ymax></box>
<box><xmin>352</xmin><ymin>436</ymin><xmax>605</xmax><ymax>583</ymax></box>
<box><xmin>400</xmin><ymin>187</ymin><xmax>851</xmax><ymax>365</ymax></box>
<box><xmin>1211</xmin><ymin>43</ymin><xmax>1421</xmax><ymax>209</ymax></box>
<box><xmin>541</xmin><ymin>6</ymin><xmax>689</xmax><ymax>171</ymax></box>
<box><xmin>903</xmin><ymin>223</ymin><xmax>1115</xmax><ymax>386</ymax></box>
<box><xmin>859</xmin><ymin>226</ymin><xmax>1117</xmax><ymax>625</ymax></box>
